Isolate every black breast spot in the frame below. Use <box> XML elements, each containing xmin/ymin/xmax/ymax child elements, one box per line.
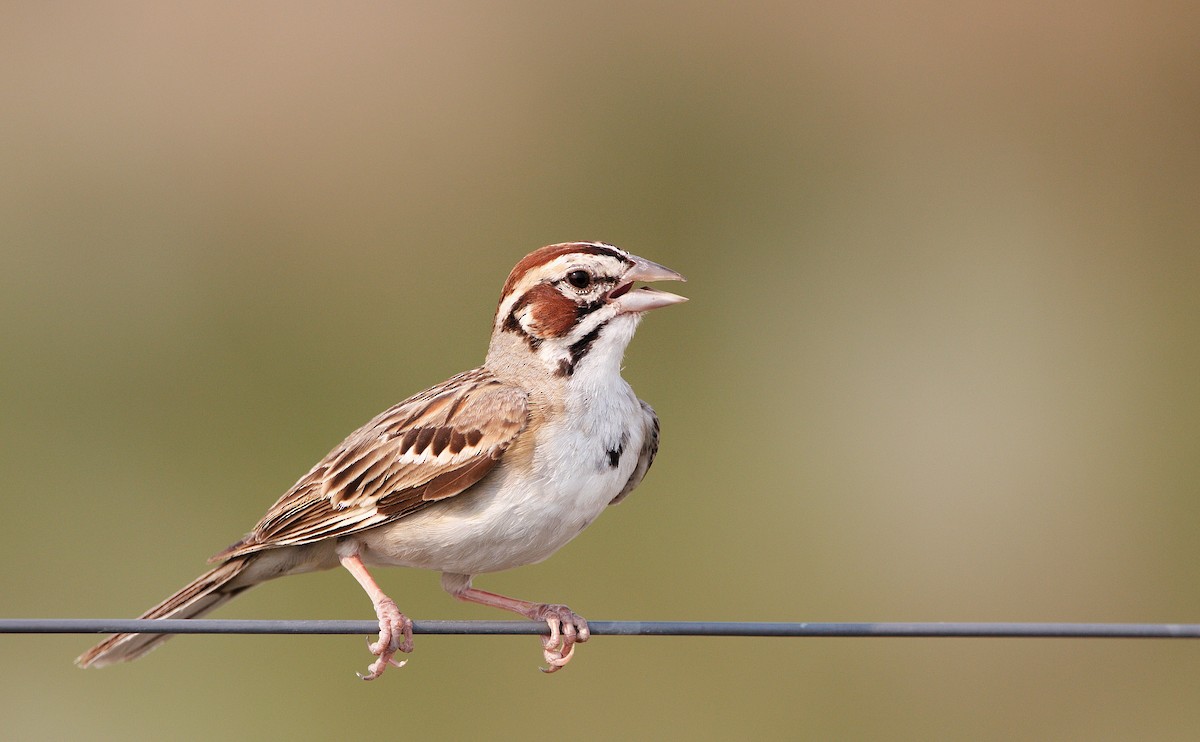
<box><xmin>605</xmin><ymin>432</ymin><xmax>627</xmax><ymax>469</ymax></box>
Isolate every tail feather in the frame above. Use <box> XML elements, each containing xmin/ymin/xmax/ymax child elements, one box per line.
<box><xmin>75</xmin><ymin>556</ymin><xmax>252</xmax><ymax>668</ymax></box>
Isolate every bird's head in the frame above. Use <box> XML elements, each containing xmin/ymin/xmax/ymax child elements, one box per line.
<box><xmin>488</xmin><ymin>242</ymin><xmax>687</xmax><ymax>378</ymax></box>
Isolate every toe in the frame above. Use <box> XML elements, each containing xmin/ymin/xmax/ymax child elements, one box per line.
<box><xmin>541</xmin><ymin>617</ymin><xmax>563</xmax><ymax>653</ymax></box>
<box><xmin>539</xmin><ymin>641</ymin><xmax>577</xmax><ymax>673</ymax></box>
<box><xmin>358</xmin><ymin>658</ymin><xmax>386</xmax><ymax>681</ymax></box>
<box><xmin>359</xmin><ymin>600</ymin><xmax>413</xmax><ymax>679</ymax></box>
<box><xmin>528</xmin><ymin>604</ymin><xmax>589</xmax><ymax>674</ymax></box>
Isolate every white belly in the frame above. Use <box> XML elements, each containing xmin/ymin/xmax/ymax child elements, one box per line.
<box><xmin>353</xmin><ymin>381</ymin><xmax>645</xmax><ymax>576</ymax></box>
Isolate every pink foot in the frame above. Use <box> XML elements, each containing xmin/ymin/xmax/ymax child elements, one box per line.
<box><xmin>359</xmin><ymin>597</ymin><xmax>413</xmax><ymax>681</ymax></box>
<box><xmin>532</xmin><ymin>604</ymin><xmax>589</xmax><ymax>674</ymax></box>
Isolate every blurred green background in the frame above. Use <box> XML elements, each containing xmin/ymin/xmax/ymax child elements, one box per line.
<box><xmin>3</xmin><ymin>2</ymin><xmax>1198</xmax><ymax>740</ymax></box>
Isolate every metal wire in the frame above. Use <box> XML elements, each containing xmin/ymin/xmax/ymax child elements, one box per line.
<box><xmin>4</xmin><ymin>618</ymin><xmax>1200</xmax><ymax>638</ymax></box>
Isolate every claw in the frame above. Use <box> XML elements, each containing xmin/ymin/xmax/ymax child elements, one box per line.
<box><xmin>357</xmin><ymin>652</ymin><xmax>409</xmax><ymax>681</ymax></box>
<box><xmin>366</xmin><ymin>635</ymin><xmax>388</xmax><ymax>656</ymax></box>
<box><xmin>532</xmin><ymin>605</ymin><xmax>588</xmax><ymax>674</ymax></box>
<box><xmin>446</xmin><ymin>585</ymin><xmax>592</xmax><ymax>674</ymax></box>
<box><xmin>539</xmin><ymin>640</ymin><xmax>576</xmax><ymax>673</ymax></box>
<box><xmin>357</xmin><ymin>596</ymin><xmax>413</xmax><ymax>680</ymax></box>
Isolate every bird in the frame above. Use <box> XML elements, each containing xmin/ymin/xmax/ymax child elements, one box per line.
<box><xmin>75</xmin><ymin>241</ymin><xmax>687</xmax><ymax>679</ymax></box>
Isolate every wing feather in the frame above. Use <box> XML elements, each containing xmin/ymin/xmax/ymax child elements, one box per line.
<box><xmin>211</xmin><ymin>367</ymin><xmax>528</xmax><ymax>561</ymax></box>
<box><xmin>610</xmin><ymin>400</ymin><xmax>660</xmax><ymax>505</ymax></box>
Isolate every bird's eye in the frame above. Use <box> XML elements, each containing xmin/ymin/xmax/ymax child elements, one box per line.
<box><xmin>566</xmin><ymin>270</ymin><xmax>592</xmax><ymax>290</ymax></box>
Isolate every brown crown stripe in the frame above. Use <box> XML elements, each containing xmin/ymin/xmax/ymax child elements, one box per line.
<box><xmin>499</xmin><ymin>242</ymin><xmax>630</xmax><ymax>302</ymax></box>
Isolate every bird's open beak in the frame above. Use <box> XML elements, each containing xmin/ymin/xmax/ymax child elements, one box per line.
<box><xmin>610</xmin><ymin>255</ymin><xmax>688</xmax><ymax>313</ymax></box>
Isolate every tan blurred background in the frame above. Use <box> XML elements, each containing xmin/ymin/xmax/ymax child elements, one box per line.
<box><xmin>2</xmin><ymin>2</ymin><xmax>1198</xmax><ymax>740</ymax></box>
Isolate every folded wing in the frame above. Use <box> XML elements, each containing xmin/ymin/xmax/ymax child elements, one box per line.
<box><xmin>212</xmin><ymin>368</ymin><xmax>528</xmax><ymax>560</ymax></box>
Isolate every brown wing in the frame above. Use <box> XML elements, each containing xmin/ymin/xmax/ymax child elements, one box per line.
<box><xmin>609</xmin><ymin>400</ymin><xmax>659</xmax><ymax>505</ymax></box>
<box><xmin>212</xmin><ymin>367</ymin><xmax>528</xmax><ymax>560</ymax></box>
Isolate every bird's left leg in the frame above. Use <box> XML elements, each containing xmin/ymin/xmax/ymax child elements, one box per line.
<box><xmin>340</xmin><ymin>553</ymin><xmax>413</xmax><ymax>680</ymax></box>
<box><xmin>441</xmin><ymin>573</ymin><xmax>589</xmax><ymax>673</ymax></box>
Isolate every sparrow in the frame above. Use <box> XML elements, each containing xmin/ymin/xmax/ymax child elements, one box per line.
<box><xmin>76</xmin><ymin>241</ymin><xmax>686</xmax><ymax>679</ymax></box>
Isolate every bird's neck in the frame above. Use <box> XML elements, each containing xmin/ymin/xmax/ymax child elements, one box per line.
<box><xmin>483</xmin><ymin>314</ymin><xmax>640</xmax><ymax>389</ymax></box>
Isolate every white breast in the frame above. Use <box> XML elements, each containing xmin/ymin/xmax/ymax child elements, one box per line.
<box><xmin>355</xmin><ymin>366</ymin><xmax>646</xmax><ymax>576</ymax></box>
